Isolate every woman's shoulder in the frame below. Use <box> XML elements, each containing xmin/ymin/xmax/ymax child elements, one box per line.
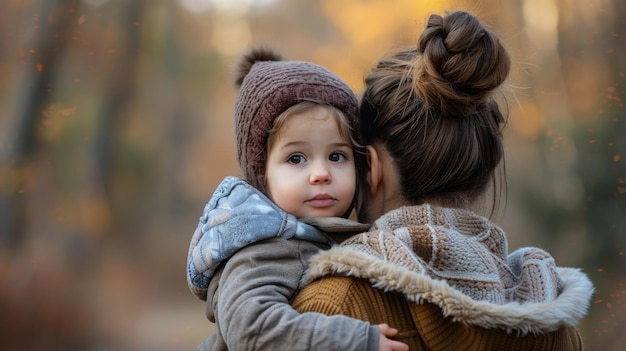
<box><xmin>293</xmin><ymin>276</ymin><xmax>372</xmax><ymax>316</ymax></box>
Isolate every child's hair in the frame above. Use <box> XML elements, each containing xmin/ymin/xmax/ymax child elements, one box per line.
<box><xmin>360</xmin><ymin>10</ymin><xmax>511</xmax><ymax>211</ymax></box>
<box><xmin>267</xmin><ymin>101</ymin><xmax>358</xmax><ymax>155</ymax></box>
<box><xmin>232</xmin><ymin>47</ymin><xmax>368</xmax><ymax>218</ymax></box>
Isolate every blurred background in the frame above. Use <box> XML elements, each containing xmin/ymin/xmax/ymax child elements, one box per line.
<box><xmin>0</xmin><ymin>0</ymin><xmax>623</xmax><ymax>350</ymax></box>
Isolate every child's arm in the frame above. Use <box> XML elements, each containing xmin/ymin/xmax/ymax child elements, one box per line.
<box><xmin>211</xmin><ymin>237</ymin><xmax>381</xmax><ymax>351</ymax></box>
<box><xmin>189</xmin><ymin>176</ymin><xmax>407</xmax><ymax>350</ymax></box>
<box><xmin>187</xmin><ymin>176</ymin><xmax>333</xmax><ymax>301</ymax></box>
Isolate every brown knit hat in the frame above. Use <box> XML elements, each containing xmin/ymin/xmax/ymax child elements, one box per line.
<box><xmin>233</xmin><ymin>47</ymin><xmax>360</xmax><ymax>193</ymax></box>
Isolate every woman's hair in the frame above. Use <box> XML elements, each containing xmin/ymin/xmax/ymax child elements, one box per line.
<box><xmin>360</xmin><ymin>10</ymin><xmax>510</xmax><ymax>212</ymax></box>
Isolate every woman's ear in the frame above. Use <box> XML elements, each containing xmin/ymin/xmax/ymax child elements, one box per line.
<box><xmin>366</xmin><ymin>145</ymin><xmax>381</xmax><ymax>197</ymax></box>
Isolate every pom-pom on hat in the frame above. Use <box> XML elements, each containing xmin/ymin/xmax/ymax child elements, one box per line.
<box><xmin>233</xmin><ymin>47</ymin><xmax>360</xmax><ymax>193</ymax></box>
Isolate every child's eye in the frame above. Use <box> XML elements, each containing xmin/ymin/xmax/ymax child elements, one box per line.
<box><xmin>329</xmin><ymin>152</ymin><xmax>347</xmax><ymax>162</ymax></box>
<box><xmin>287</xmin><ymin>154</ymin><xmax>306</xmax><ymax>164</ymax></box>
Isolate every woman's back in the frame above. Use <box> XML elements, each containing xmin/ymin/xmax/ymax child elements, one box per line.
<box><xmin>295</xmin><ymin>276</ymin><xmax>583</xmax><ymax>350</ymax></box>
<box><xmin>293</xmin><ymin>203</ymin><xmax>591</xmax><ymax>350</ymax></box>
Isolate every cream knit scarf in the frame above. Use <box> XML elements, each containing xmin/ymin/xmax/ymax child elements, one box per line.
<box><xmin>303</xmin><ymin>204</ymin><xmax>594</xmax><ymax>334</ymax></box>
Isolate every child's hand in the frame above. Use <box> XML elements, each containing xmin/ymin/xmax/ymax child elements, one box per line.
<box><xmin>377</xmin><ymin>323</ymin><xmax>409</xmax><ymax>351</ymax></box>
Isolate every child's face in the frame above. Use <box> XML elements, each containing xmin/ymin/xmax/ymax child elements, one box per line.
<box><xmin>265</xmin><ymin>108</ymin><xmax>356</xmax><ymax>218</ymax></box>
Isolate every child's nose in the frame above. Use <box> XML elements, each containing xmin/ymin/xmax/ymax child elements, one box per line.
<box><xmin>309</xmin><ymin>162</ymin><xmax>331</xmax><ymax>184</ymax></box>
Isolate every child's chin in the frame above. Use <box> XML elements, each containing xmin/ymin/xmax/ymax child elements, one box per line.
<box><xmin>301</xmin><ymin>209</ymin><xmax>341</xmax><ymax>218</ymax></box>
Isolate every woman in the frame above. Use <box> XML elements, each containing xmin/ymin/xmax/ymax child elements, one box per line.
<box><xmin>292</xmin><ymin>10</ymin><xmax>594</xmax><ymax>350</ymax></box>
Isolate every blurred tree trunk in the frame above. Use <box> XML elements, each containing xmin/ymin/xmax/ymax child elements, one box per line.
<box><xmin>160</xmin><ymin>2</ymin><xmax>189</xmax><ymax>213</ymax></box>
<box><xmin>81</xmin><ymin>0</ymin><xmax>145</xmax><ymax>239</ymax></box>
<box><xmin>557</xmin><ymin>0</ymin><xmax>626</xmax><ymax>267</ymax></box>
<box><xmin>557</xmin><ymin>1</ymin><xmax>625</xmax><ymax>349</ymax></box>
<box><xmin>0</xmin><ymin>0</ymin><xmax>80</xmax><ymax>248</ymax></box>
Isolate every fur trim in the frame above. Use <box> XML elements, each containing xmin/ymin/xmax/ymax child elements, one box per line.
<box><xmin>303</xmin><ymin>247</ymin><xmax>594</xmax><ymax>334</ymax></box>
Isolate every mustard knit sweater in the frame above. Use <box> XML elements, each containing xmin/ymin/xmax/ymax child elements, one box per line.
<box><xmin>292</xmin><ymin>204</ymin><xmax>593</xmax><ymax>350</ymax></box>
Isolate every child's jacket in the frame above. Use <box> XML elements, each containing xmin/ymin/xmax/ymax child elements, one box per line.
<box><xmin>186</xmin><ymin>176</ymin><xmax>378</xmax><ymax>351</ymax></box>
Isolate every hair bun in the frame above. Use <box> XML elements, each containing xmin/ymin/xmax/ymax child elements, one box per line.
<box><xmin>417</xmin><ymin>13</ymin><xmax>446</xmax><ymax>55</ymax></box>
<box><xmin>414</xmin><ymin>11</ymin><xmax>510</xmax><ymax>115</ymax></box>
<box><xmin>234</xmin><ymin>47</ymin><xmax>284</xmax><ymax>87</ymax></box>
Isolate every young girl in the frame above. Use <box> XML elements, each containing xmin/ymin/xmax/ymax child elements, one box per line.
<box><xmin>187</xmin><ymin>48</ymin><xmax>408</xmax><ymax>351</ymax></box>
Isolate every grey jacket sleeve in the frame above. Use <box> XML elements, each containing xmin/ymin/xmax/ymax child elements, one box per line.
<box><xmin>209</xmin><ymin>237</ymin><xmax>378</xmax><ymax>351</ymax></box>
<box><xmin>188</xmin><ymin>176</ymin><xmax>332</xmax><ymax>301</ymax></box>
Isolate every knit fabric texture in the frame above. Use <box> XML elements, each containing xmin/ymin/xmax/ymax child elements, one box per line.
<box><xmin>234</xmin><ymin>59</ymin><xmax>359</xmax><ymax>193</ymax></box>
<box><xmin>302</xmin><ymin>204</ymin><xmax>594</xmax><ymax>334</ymax></box>
<box><xmin>293</xmin><ymin>277</ymin><xmax>585</xmax><ymax>350</ymax></box>
<box><xmin>341</xmin><ymin>204</ymin><xmax>564</xmax><ymax>304</ymax></box>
